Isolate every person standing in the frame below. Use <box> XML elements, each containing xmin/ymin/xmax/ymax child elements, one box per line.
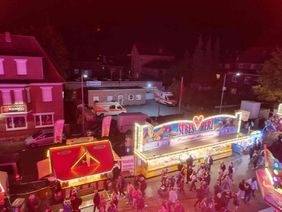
<box><xmin>99</xmin><ymin>193</ymin><xmax>107</xmax><ymax>212</ymax></box>
<box><xmin>220</xmin><ymin>162</ymin><xmax>226</xmax><ymax>173</ymax></box>
<box><xmin>126</xmin><ymin>182</ymin><xmax>134</xmax><ymax>204</ymax></box>
<box><xmin>117</xmin><ymin>175</ymin><xmax>126</xmax><ymax>197</ymax></box>
<box><xmin>168</xmin><ymin>188</ymin><xmax>178</xmax><ymax>209</ymax></box>
<box><xmin>238</xmin><ymin>179</ymin><xmax>246</xmax><ymax>199</ymax></box>
<box><xmin>249</xmin><ymin>177</ymin><xmax>258</xmax><ymax>197</ymax></box>
<box><xmin>244</xmin><ymin>182</ymin><xmax>252</xmax><ymax>203</ymax></box>
<box><xmin>228</xmin><ymin>162</ymin><xmax>234</xmax><ymax>179</ymax></box>
<box><xmin>186</xmin><ymin>155</ymin><xmax>194</xmax><ymax>168</ymax></box>
<box><xmin>186</xmin><ymin>165</ymin><xmax>193</xmax><ymax>184</ymax></box>
<box><xmin>93</xmin><ymin>190</ymin><xmax>100</xmax><ymax>212</ymax></box>
<box><xmin>139</xmin><ymin>177</ymin><xmax>147</xmax><ymax>196</ymax></box>
<box><xmin>190</xmin><ymin>171</ymin><xmax>197</xmax><ymax>192</ymax></box>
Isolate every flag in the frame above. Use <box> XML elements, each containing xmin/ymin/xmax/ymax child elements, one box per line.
<box><xmin>54</xmin><ymin>119</ymin><xmax>65</xmax><ymax>143</ymax></box>
<box><xmin>179</xmin><ymin>76</ymin><xmax>184</xmax><ymax>112</ymax></box>
<box><xmin>102</xmin><ymin>116</ymin><xmax>112</xmax><ymax>137</ymax></box>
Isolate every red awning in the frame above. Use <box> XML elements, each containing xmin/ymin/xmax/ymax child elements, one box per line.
<box><xmin>49</xmin><ymin>140</ymin><xmax>115</xmax><ymax>181</ymax></box>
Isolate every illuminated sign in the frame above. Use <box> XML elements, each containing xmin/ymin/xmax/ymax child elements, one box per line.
<box><xmin>139</xmin><ymin>113</ymin><xmax>241</xmax><ymax>151</ymax></box>
<box><xmin>278</xmin><ymin>103</ymin><xmax>282</xmax><ymax>116</ymax></box>
<box><xmin>1</xmin><ymin>104</ymin><xmax>26</xmax><ymax>113</ymax></box>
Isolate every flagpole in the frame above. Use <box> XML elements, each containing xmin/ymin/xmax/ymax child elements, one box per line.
<box><xmin>179</xmin><ymin>76</ymin><xmax>184</xmax><ymax>113</ymax></box>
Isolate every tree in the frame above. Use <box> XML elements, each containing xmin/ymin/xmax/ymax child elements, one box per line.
<box><xmin>15</xmin><ymin>25</ymin><xmax>69</xmax><ymax>78</ymax></box>
<box><xmin>253</xmin><ymin>48</ymin><xmax>282</xmax><ymax>102</ymax></box>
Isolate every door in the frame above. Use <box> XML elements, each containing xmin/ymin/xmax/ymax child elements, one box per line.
<box><xmin>118</xmin><ymin>95</ymin><xmax>124</xmax><ymax>105</ymax></box>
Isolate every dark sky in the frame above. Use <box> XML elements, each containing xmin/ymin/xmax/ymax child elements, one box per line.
<box><xmin>1</xmin><ymin>0</ymin><xmax>282</xmax><ymax>56</ymax></box>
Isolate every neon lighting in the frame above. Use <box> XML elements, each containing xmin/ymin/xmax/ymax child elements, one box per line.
<box><xmin>274</xmin><ymin>169</ymin><xmax>279</xmax><ymax>175</ymax></box>
<box><xmin>192</xmin><ymin>115</ymin><xmax>204</xmax><ymax>129</ymax></box>
<box><xmin>274</xmin><ymin>162</ymin><xmax>280</xmax><ymax>169</ymax></box>
<box><xmin>273</xmin><ymin>176</ymin><xmax>278</xmax><ymax>182</ymax></box>
<box><xmin>0</xmin><ymin>183</ymin><xmax>4</xmax><ymax>193</ymax></box>
<box><xmin>277</xmin><ymin>103</ymin><xmax>282</xmax><ymax>116</ymax></box>
<box><xmin>70</xmin><ymin>147</ymin><xmax>101</xmax><ymax>170</ymax></box>
<box><xmin>265</xmin><ymin>168</ymin><xmax>274</xmax><ymax>185</ymax></box>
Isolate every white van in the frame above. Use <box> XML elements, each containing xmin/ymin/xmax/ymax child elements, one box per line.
<box><xmin>117</xmin><ymin>112</ymin><xmax>152</xmax><ymax>134</ymax></box>
<box><xmin>93</xmin><ymin>102</ymin><xmax>126</xmax><ymax>117</ymax></box>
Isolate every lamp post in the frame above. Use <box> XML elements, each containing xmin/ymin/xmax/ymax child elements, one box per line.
<box><xmin>81</xmin><ymin>73</ymin><xmax>88</xmax><ymax>134</ymax></box>
<box><xmin>219</xmin><ymin>72</ymin><xmax>260</xmax><ymax>113</ymax></box>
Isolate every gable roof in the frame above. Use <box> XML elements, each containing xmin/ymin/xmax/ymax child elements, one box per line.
<box><xmin>0</xmin><ymin>32</ymin><xmax>64</xmax><ymax>82</ymax></box>
<box><xmin>133</xmin><ymin>42</ymin><xmax>174</xmax><ymax>56</ymax></box>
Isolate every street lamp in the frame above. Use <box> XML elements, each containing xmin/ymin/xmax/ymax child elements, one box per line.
<box><xmin>219</xmin><ymin>72</ymin><xmax>260</xmax><ymax>113</ymax></box>
<box><xmin>81</xmin><ymin>73</ymin><xmax>88</xmax><ymax>134</ymax></box>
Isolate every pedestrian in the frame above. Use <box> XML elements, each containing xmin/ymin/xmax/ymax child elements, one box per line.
<box><xmin>186</xmin><ymin>165</ymin><xmax>193</xmax><ymax>184</ymax></box>
<box><xmin>228</xmin><ymin>162</ymin><xmax>234</xmax><ymax>179</ymax></box>
<box><xmin>204</xmin><ymin>171</ymin><xmax>211</xmax><ymax>186</ymax></box>
<box><xmin>186</xmin><ymin>155</ymin><xmax>194</xmax><ymax>168</ymax></box>
<box><xmin>249</xmin><ymin>177</ymin><xmax>258</xmax><ymax>197</ymax></box>
<box><xmin>238</xmin><ymin>179</ymin><xmax>246</xmax><ymax>199</ymax></box>
<box><xmin>244</xmin><ymin>182</ymin><xmax>252</xmax><ymax>203</ymax></box>
<box><xmin>93</xmin><ymin>190</ymin><xmax>100</xmax><ymax>212</ymax></box>
<box><xmin>253</xmin><ymin>153</ymin><xmax>259</xmax><ymax>169</ymax></box>
<box><xmin>249</xmin><ymin>146</ymin><xmax>254</xmax><ymax>160</ymax></box>
<box><xmin>214</xmin><ymin>192</ymin><xmax>225</xmax><ymax>212</ymax></box>
<box><xmin>136</xmin><ymin>193</ymin><xmax>145</xmax><ymax>212</ymax></box>
<box><xmin>213</xmin><ymin>181</ymin><xmax>222</xmax><ymax>198</ymax></box>
<box><xmin>70</xmin><ymin>193</ymin><xmax>82</xmax><ymax>212</ymax></box>
<box><xmin>107</xmin><ymin>201</ymin><xmax>117</xmax><ymax>212</ymax></box>
<box><xmin>168</xmin><ymin>187</ymin><xmax>178</xmax><ymax>209</ymax></box>
<box><xmin>62</xmin><ymin>199</ymin><xmax>72</xmax><ymax>212</ymax></box>
<box><xmin>132</xmin><ymin>187</ymin><xmax>139</xmax><ymax>208</ymax></box>
<box><xmin>159</xmin><ymin>200</ymin><xmax>170</xmax><ymax>212</ymax></box>
<box><xmin>99</xmin><ymin>193</ymin><xmax>107</xmax><ymax>212</ymax></box>
<box><xmin>206</xmin><ymin>155</ymin><xmax>213</xmax><ymax>170</ymax></box>
<box><xmin>139</xmin><ymin>176</ymin><xmax>147</xmax><ymax>196</ymax></box>
<box><xmin>26</xmin><ymin>194</ymin><xmax>40</xmax><ymax>212</ymax></box>
<box><xmin>111</xmin><ymin>190</ymin><xmax>119</xmax><ymax>207</ymax></box>
<box><xmin>169</xmin><ymin>176</ymin><xmax>176</xmax><ymax>191</ymax></box>
<box><xmin>220</xmin><ymin>162</ymin><xmax>226</xmax><ymax>173</ymax></box>
<box><xmin>117</xmin><ymin>175</ymin><xmax>126</xmax><ymax>197</ymax></box>
<box><xmin>200</xmin><ymin>196</ymin><xmax>214</xmax><ymax>212</ymax></box>
<box><xmin>194</xmin><ymin>187</ymin><xmax>205</xmax><ymax>208</ymax></box>
<box><xmin>232</xmin><ymin>192</ymin><xmax>239</xmax><ymax>211</ymax></box>
<box><xmin>126</xmin><ymin>182</ymin><xmax>134</xmax><ymax>204</ymax></box>
<box><xmin>221</xmin><ymin>176</ymin><xmax>232</xmax><ymax>191</ymax></box>
<box><xmin>161</xmin><ymin>169</ymin><xmax>169</xmax><ymax>186</ymax></box>
<box><xmin>190</xmin><ymin>171</ymin><xmax>197</xmax><ymax>192</ymax></box>
<box><xmin>174</xmin><ymin>200</ymin><xmax>185</xmax><ymax>212</ymax></box>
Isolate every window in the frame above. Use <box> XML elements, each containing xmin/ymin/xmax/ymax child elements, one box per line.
<box><xmin>93</xmin><ymin>96</ymin><xmax>99</xmax><ymax>102</ymax></box>
<box><xmin>25</xmin><ymin>88</ymin><xmax>31</xmax><ymax>103</ymax></box>
<box><xmin>136</xmin><ymin>94</ymin><xmax>142</xmax><ymax>100</ymax></box>
<box><xmin>34</xmin><ymin>113</ymin><xmax>54</xmax><ymax>127</ymax></box>
<box><xmin>6</xmin><ymin>116</ymin><xmax>27</xmax><ymax>130</ymax></box>
<box><xmin>128</xmin><ymin>94</ymin><xmax>134</xmax><ymax>101</ymax></box>
<box><xmin>1</xmin><ymin>89</ymin><xmax>11</xmax><ymax>105</ymax></box>
<box><xmin>14</xmin><ymin>89</ymin><xmax>23</xmax><ymax>103</ymax></box>
<box><xmin>107</xmin><ymin>96</ymin><xmax>113</xmax><ymax>101</ymax></box>
<box><xmin>41</xmin><ymin>87</ymin><xmax>53</xmax><ymax>102</ymax></box>
<box><xmin>14</xmin><ymin>59</ymin><xmax>27</xmax><ymax>75</ymax></box>
<box><xmin>0</xmin><ymin>58</ymin><xmax>4</xmax><ymax>75</ymax></box>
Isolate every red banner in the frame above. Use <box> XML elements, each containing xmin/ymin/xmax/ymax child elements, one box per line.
<box><xmin>54</xmin><ymin>119</ymin><xmax>65</xmax><ymax>143</ymax></box>
<box><xmin>102</xmin><ymin>116</ymin><xmax>112</xmax><ymax>137</ymax></box>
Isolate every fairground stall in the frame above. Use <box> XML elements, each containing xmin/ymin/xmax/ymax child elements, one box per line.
<box><xmin>256</xmin><ymin>143</ymin><xmax>282</xmax><ymax>211</ymax></box>
<box><xmin>134</xmin><ymin>112</ymin><xmax>262</xmax><ymax>178</ymax></box>
<box><xmin>47</xmin><ymin>140</ymin><xmax>119</xmax><ymax>197</ymax></box>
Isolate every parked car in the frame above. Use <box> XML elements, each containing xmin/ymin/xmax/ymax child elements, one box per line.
<box><xmin>25</xmin><ymin>129</ymin><xmax>54</xmax><ymax>148</ymax></box>
<box><xmin>92</xmin><ymin>102</ymin><xmax>126</xmax><ymax>117</ymax></box>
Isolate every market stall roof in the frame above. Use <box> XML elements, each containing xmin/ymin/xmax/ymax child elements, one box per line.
<box><xmin>49</xmin><ymin>140</ymin><xmax>115</xmax><ymax>181</ymax></box>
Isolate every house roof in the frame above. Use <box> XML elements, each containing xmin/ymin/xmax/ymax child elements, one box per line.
<box><xmin>49</xmin><ymin>140</ymin><xmax>115</xmax><ymax>181</ymax></box>
<box><xmin>143</xmin><ymin>60</ymin><xmax>174</xmax><ymax>69</ymax></box>
<box><xmin>0</xmin><ymin>32</ymin><xmax>64</xmax><ymax>82</ymax></box>
<box><xmin>134</xmin><ymin>43</ymin><xmax>174</xmax><ymax>56</ymax></box>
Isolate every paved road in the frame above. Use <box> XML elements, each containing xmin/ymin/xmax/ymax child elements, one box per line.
<box><xmin>51</xmin><ymin>154</ymin><xmax>269</xmax><ymax>211</ymax></box>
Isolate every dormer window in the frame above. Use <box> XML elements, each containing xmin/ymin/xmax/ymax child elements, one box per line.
<box><xmin>14</xmin><ymin>59</ymin><xmax>27</xmax><ymax>75</ymax></box>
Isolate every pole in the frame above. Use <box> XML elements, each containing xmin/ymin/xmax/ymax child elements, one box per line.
<box><xmin>179</xmin><ymin>76</ymin><xmax>184</xmax><ymax>113</ymax></box>
<box><xmin>219</xmin><ymin>73</ymin><xmax>227</xmax><ymax>113</ymax></box>
<box><xmin>81</xmin><ymin>74</ymin><xmax>85</xmax><ymax>134</ymax></box>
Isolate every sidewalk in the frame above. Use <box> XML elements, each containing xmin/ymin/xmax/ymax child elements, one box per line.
<box><xmin>52</xmin><ymin>154</ymin><xmax>269</xmax><ymax>212</ymax></box>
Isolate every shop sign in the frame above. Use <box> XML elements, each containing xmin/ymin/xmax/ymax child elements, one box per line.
<box><xmin>142</xmin><ymin>113</ymin><xmax>241</xmax><ymax>144</ymax></box>
<box><xmin>277</xmin><ymin>103</ymin><xmax>282</xmax><ymax>116</ymax></box>
<box><xmin>121</xmin><ymin>155</ymin><xmax>135</xmax><ymax>175</ymax></box>
<box><xmin>1</xmin><ymin>104</ymin><xmax>26</xmax><ymax>113</ymax></box>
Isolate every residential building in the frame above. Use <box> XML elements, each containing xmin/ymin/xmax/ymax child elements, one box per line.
<box><xmin>131</xmin><ymin>43</ymin><xmax>175</xmax><ymax>80</ymax></box>
<box><xmin>0</xmin><ymin>32</ymin><xmax>64</xmax><ymax>138</ymax></box>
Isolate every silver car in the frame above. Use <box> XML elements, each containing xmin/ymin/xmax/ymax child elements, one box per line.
<box><xmin>25</xmin><ymin>129</ymin><xmax>54</xmax><ymax>148</ymax></box>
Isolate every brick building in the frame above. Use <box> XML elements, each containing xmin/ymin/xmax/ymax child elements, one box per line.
<box><xmin>0</xmin><ymin>32</ymin><xmax>64</xmax><ymax>138</ymax></box>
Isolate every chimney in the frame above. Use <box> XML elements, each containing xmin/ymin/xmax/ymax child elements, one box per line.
<box><xmin>4</xmin><ymin>32</ymin><xmax>11</xmax><ymax>42</ymax></box>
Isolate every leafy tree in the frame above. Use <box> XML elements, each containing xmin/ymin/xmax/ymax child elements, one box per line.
<box><xmin>253</xmin><ymin>49</ymin><xmax>282</xmax><ymax>102</ymax></box>
<box><xmin>14</xmin><ymin>25</ymin><xmax>69</xmax><ymax>78</ymax></box>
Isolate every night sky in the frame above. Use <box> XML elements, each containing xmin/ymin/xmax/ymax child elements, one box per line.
<box><xmin>1</xmin><ymin>0</ymin><xmax>282</xmax><ymax>56</ymax></box>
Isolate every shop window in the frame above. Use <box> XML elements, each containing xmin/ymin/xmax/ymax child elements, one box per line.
<box><xmin>128</xmin><ymin>94</ymin><xmax>134</xmax><ymax>101</ymax></box>
<box><xmin>136</xmin><ymin>94</ymin><xmax>142</xmax><ymax>100</ymax></box>
<box><xmin>34</xmin><ymin>113</ymin><xmax>54</xmax><ymax>127</ymax></box>
<box><xmin>14</xmin><ymin>89</ymin><xmax>23</xmax><ymax>104</ymax></box>
<box><xmin>0</xmin><ymin>58</ymin><xmax>4</xmax><ymax>75</ymax></box>
<box><xmin>93</xmin><ymin>96</ymin><xmax>99</xmax><ymax>102</ymax></box>
<box><xmin>14</xmin><ymin>59</ymin><xmax>27</xmax><ymax>75</ymax></box>
<box><xmin>41</xmin><ymin>87</ymin><xmax>53</xmax><ymax>102</ymax></box>
<box><xmin>107</xmin><ymin>96</ymin><xmax>113</xmax><ymax>101</ymax></box>
<box><xmin>6</xmin><ymin>116</ymin><xmax>27</xmax><ymax>130</ymax></box>
<box><xmin>1</xmin><ymin>89</ymin><xmax>11</xmax><ymax>105</ymax></box>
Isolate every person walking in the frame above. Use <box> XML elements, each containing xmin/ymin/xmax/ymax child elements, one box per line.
<box><xmin>244</xmin><ymin>182</ymin><xmax>252</xmax><ymax>203</ymax></box>
<box><xmin>139</xmin><ymin>177</ymin><xmax>147</xmax><ymax>196</ymax></box>
<box><xmin>136</xmin><ymin>193</ymin><xmax>145</xmax><ymax>212</ymax></box>
<box><xmin>126</xmin><ymin>182</ymin><xmax>134</xmax><ymax>205</ymax></box>
<box><xmin>99</xmin><ymin>193</ymin><xmax>107</xmax><ymax>212</ymax></box>
<box><xmin>249</xmin><ymin>177</ymin><xmax>258</xmax><ymax>197</ymax></box>
<box><xmin>159</xmin><ymin>200</ymin><xmax>171</xmax><ymax>212</ymax></box>
<box><xmin>186</xmin><ymin>165</ymin><xmax>193</xmax><ymax>184</ymax></box>
<box><xmin>190</xmin><ymin>171</ymin><xmax>197</xmax><ymax>191</ymax></box>
<box><xmin>117</xmin><ymin>175</ymin><xmax>126</xmax><ymax>197</ymax></box>
<box><xmin>194</xmin><ymin>187</ymin><xmax>205</xmax><ymax>208</ymax></box>
<box><xmin>238</xmin><ymin>179</ymin><xmax>246</xmax><ymax>199</ymax></box>
<box><xmin>93</xmin><ymin>190</ymin><xmax>100</xmax><ymax>212</ymax></box>
<box><xmin>174</xmin><ymin>200</ymin><xmax>185</xmax><ymax>212</ymax></box>
<box><xmin>168</xmin><ymin>188</ymin><xmax>178</xmax><ymax>209</ymax></box>
<box><xmin>111</xmin><ymin>190</ymin><xmax>119</xmax><ymax>207</ymax></box>
<box><xmin>213</xmin><ymin>181</ymin><xmax>222</xmax><ymax>198</ymax></box>
<box><xmin>220</xmin><ymin>162</ymin><xmax>226</xmax><ymax>173</ymax></box>
<box><xmin>228</xmin><ymin>162</ymin><xmax>234</xmax><ymax>180</ymax></box>
<box><xmin>107</xmin><ymin>201</ymin><xmax>117</xmax><ymax>212</ymax></box>
<box><xmin>232</xmin><ymin>192</ymin><xmax>239</xmax><ymax>211</ymax></box>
